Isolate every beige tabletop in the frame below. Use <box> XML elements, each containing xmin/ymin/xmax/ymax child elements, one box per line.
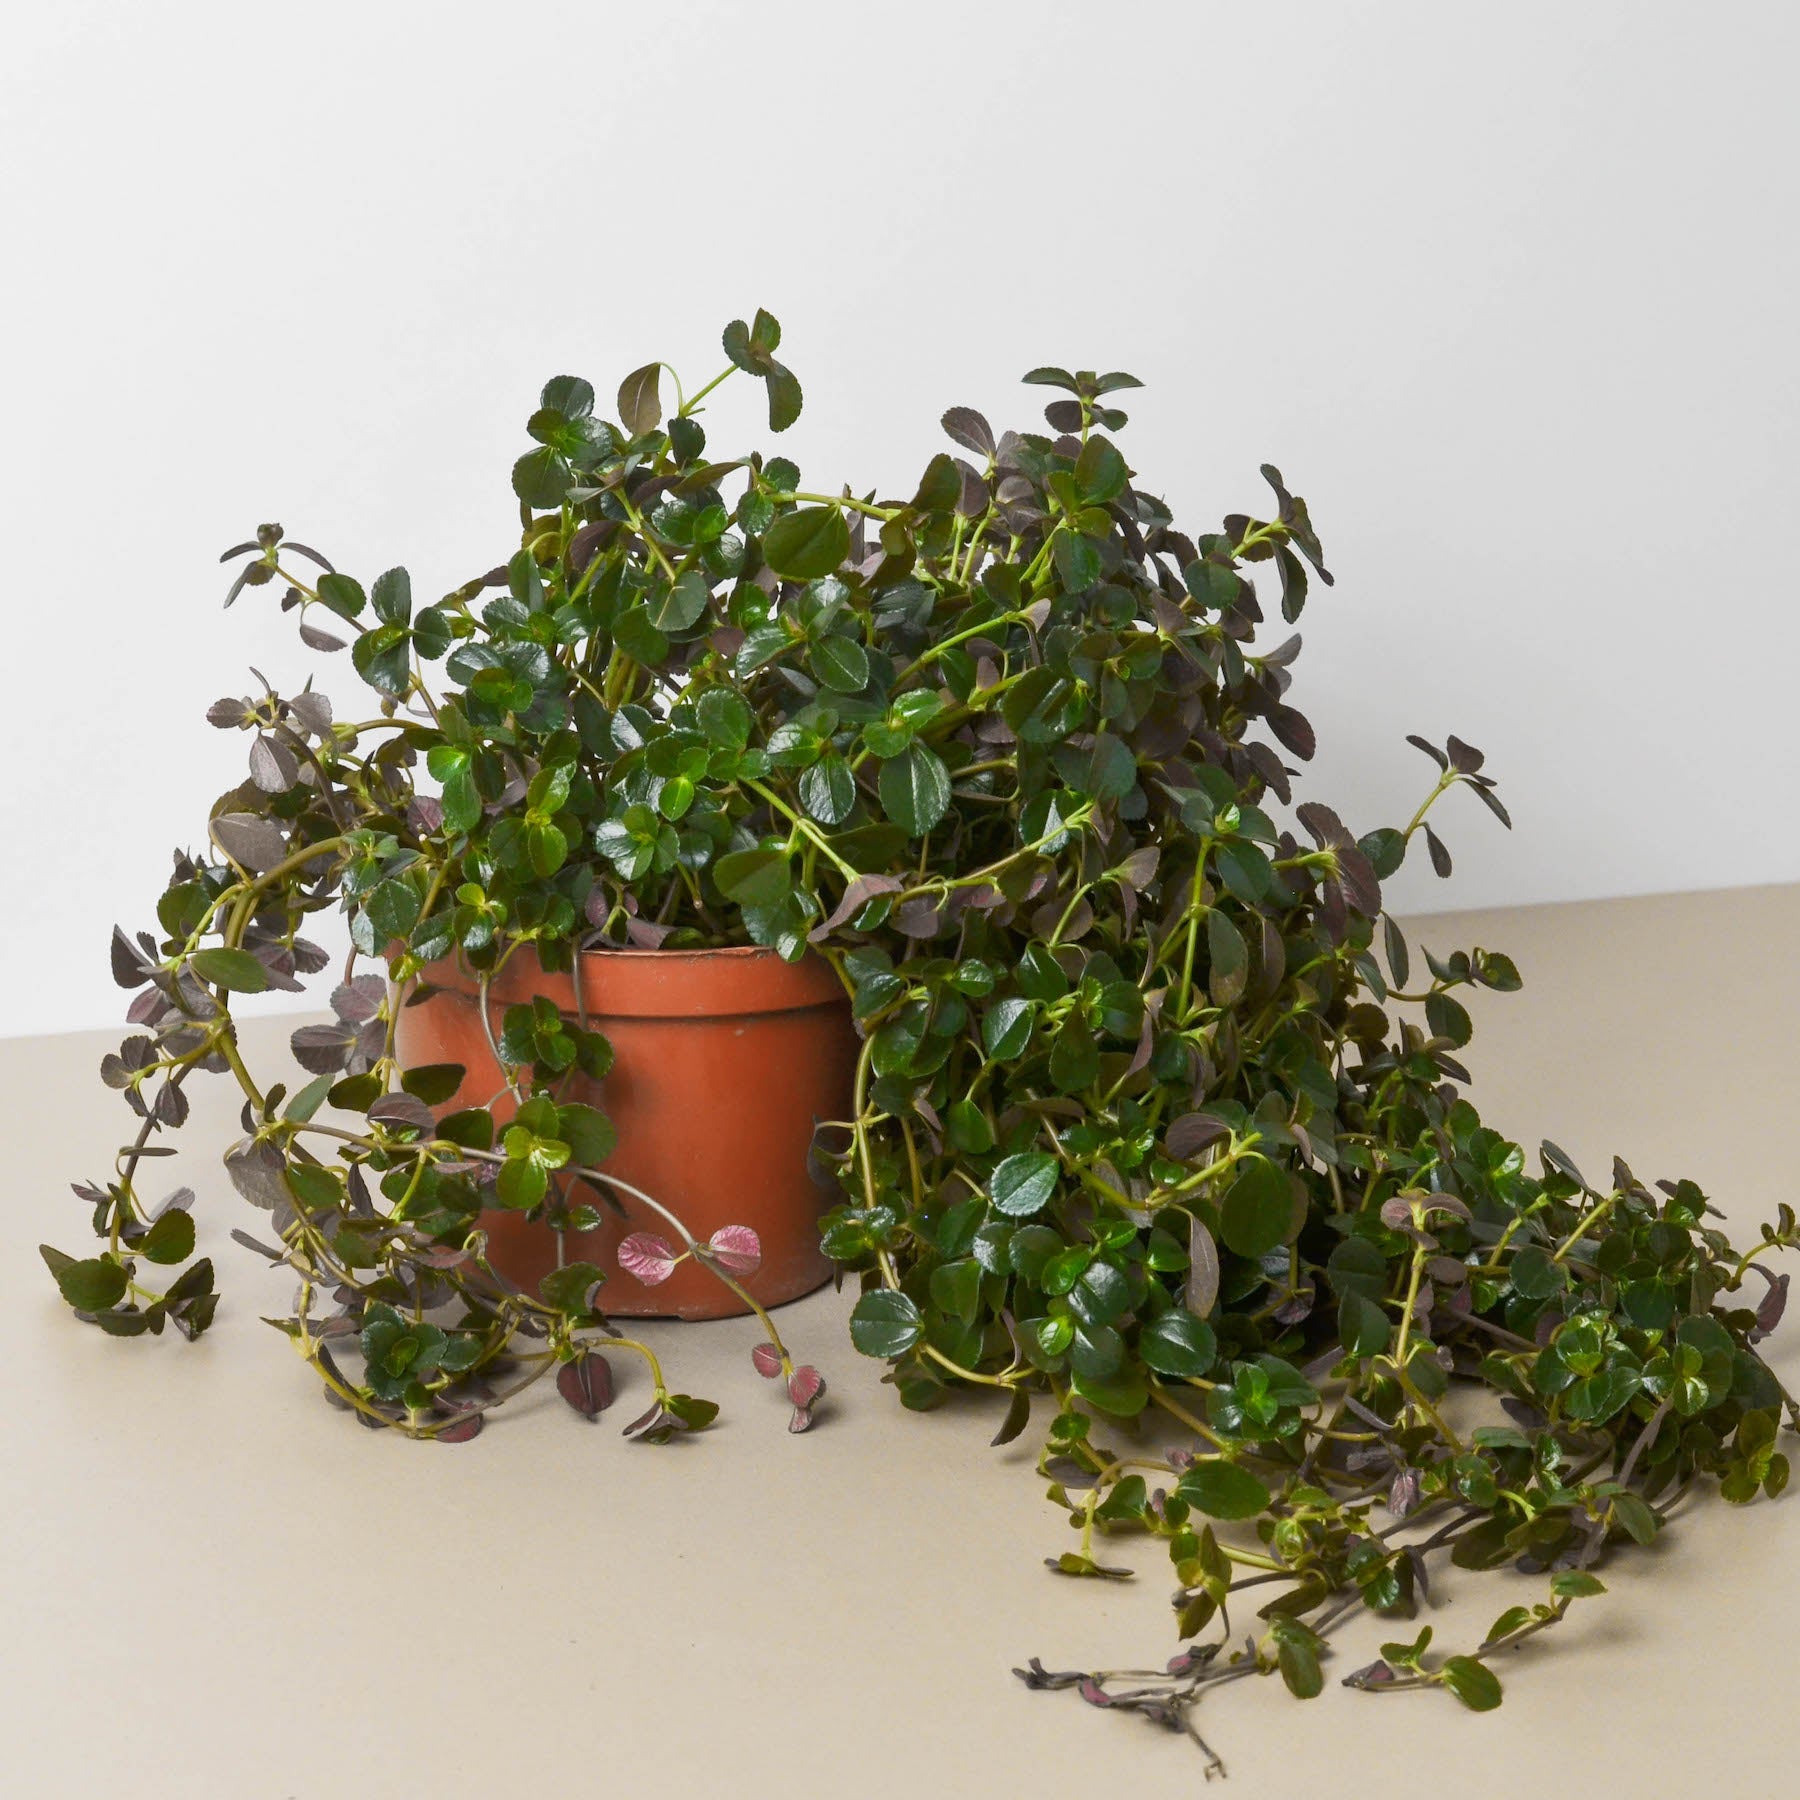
<box><xmin>5</xmin><ymin>885</ymin><xmax>1796</xmax><ymax>1796</ymax></box>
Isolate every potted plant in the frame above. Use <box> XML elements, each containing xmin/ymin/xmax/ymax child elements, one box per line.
<box><xmin>47</xmin><ymin>314</ymin><xmax>1797</xmax><ymax>1762</ymax></box>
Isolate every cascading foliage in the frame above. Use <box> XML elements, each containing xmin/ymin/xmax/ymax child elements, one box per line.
<box><xmin>48</xmin><ymin>312</ymin><xmax>1796</xmax><ymax>1767</ymax></box>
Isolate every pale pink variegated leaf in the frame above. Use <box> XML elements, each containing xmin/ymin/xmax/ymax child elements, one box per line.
<box><xmin>617</xmin><ymin>1231</ymin><xmax>682</xmax><ymax>1286</ymax></box>
<box><xmin>750</xmin><ymin>1342</ymin><xmax>784</xmax><ymax>1379</ymax></box>
<box><xmin>707</xmin><ymin>1224</ymin><xmax>762</xmax><ymax>1278</ymax></box>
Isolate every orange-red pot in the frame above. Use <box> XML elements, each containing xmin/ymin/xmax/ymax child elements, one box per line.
<box><xmin>393</xmin><ymin>944</ymin><xmax>857</xmax><ymax>1319</ymax></box>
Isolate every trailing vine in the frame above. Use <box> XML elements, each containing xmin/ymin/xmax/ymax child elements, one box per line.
<box><xmin>48</xmin><ymin>314</ymin><xmax>1796</xmax><ymax>1764</ymax></box>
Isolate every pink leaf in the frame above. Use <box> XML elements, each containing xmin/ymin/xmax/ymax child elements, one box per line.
<box><xmin>751</xmin><ymin>1342</ymin><xmax>784</xmax><ymax>1379</ymax></box>
<box><xmin>707</xmin><ymin>1223</ymin><xmax>762</xmax><ymax>1278</ymax></box>
<box><xmin>787</xmin><ymin>1364</ymin><xmax>825</xmax><ymax>1409</ymax></box>
<box><xmin>618</xmin><ymin>1231</ymin><xmax>681</xmax><ymax>1286</ymax></box>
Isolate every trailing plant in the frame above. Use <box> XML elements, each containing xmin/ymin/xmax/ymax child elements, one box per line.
<box><xmin>47</xmin><ymin>314</ymin><xmax>1797</xmax><ymax>1766</ymax></box>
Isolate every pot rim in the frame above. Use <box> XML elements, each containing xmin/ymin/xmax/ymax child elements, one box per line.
<box><xmin>411</xmin><ymin>940</ymin><xmax>848</xmax><ymax>1020</ymax></box>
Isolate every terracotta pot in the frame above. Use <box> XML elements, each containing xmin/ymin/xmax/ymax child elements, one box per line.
<box><xmin>393</xmin><ymin>944</ymin><xmax>856</xmax><ymax>1319</ymax></box>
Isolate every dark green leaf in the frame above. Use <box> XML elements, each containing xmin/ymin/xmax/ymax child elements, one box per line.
<box><xmin>763</xmin><ymin>507</ymin><xmax>849</xmax><ymax>581</ymax></box>
<box><xmin>849</xmin><ymin>1288</ymin><xmax>923</xmax><ymax>1357</ymax></box>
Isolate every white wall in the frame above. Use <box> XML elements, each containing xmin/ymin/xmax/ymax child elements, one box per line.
<box><xmin>3</xmin><ymin>0</ymin><xmax>1795</xmax><ymax>1037</ymax></box>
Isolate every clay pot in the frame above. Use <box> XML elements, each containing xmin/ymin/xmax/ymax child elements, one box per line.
<box><xmin>393</xmin><ymin>944</ymin><xmax>856</xmax><ymax>1319</ymax></box>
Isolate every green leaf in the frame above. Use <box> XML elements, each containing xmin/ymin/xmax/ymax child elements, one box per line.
<box><xmin>648</xmin><ymin>569</ymin><xmax>711</xmax><ymax>633</ymax></box>
<box><xmin>1137</xmin><ymin>1311</ymin><xmax>1217</xmax><ymax>1378</ymax></box>
<box><xmin>140</xmin><ymin>1208</ymin><xmax>195</xmax><ymax>1265</ymax></box>
<box><xmin>714</xmin><ymin>846</ymin><xmax>792</xmax><ymax>907</ymax></box>
<box><xmin>879</xmin><ymin>743</ymin><xmax>951</xmax><ymax>837</ymax></box>
<box><xmin>370</xmin><ymin>567</ymin><xmax>412</xmax><ymax>627</ymax></box>
<box><xmin>1074</xmin><ymin>435</ymin><xmax>1127</xmax><ymax>503</ymax></box>
<box><xmin>1610</xmin><ymin>1491</ymin><xmax>1660</xmax><ymax>1545</ymax></box>
<box><xmin>764</xmin><ymin>363</ymin><xmax>803</xmax><ymax>433</ymax></box>
<box><xmin>1339</xmin><ymin>1290</ymin><xmax>1391</xmax><ymax>1359</ymax></box>
<box><xmin>810</xmin><ymin>633</ymin><xmax>870</xmax><ymax>694</ymax></box>
<box><xmin>1509</xmin><ymin>1246</ymin><xmax>1567</xmax><ymax>1301</ymax></box>
<box><xmin>400</xmin><ymin>1063</ymin><xmax>465</xmax><ymax>1105</ymax></box>
<box><xmin>1550</xmin><ymin>1570</ymin><xmax>1606</xmax><ymax>1599</ymax></box>
<box><xmin>352</xmin><ymin>622</ymin><xmax>413</xmax><ymax>697</ymax></box>
<box><xmin>539</xmin><ymin>1261</ymin><xmax>604</xmax><ymax>1317</ymax></box>
<box><xmin>1206</xmin><ymin>908</ymin><xmax>1247</xmax><ymax>985</ymax></box>
<box><xmin>763</xmin><ymin>507</ymin><xmax>850</xmax><ymax>580</ymax></box>
<box><xmin>430</xmin><ymin>748</ymin><xmax>482</xmax><ymax>834</ymax></box>
<box><xmin>990</xmin><ymin>1152</ymin><xmax>1058</xmax><ymax>1218</ymax></box>
<box><xmin>315</xmin><ymin>572</ymin><xmax>366</xmax><ymax>620</ymax></box>
<box><xmin>1219</xmin><ymin>1155</ymin><xmax>1294</xmax><ymax>1258</ymax></box>
<box><xmin>1048</xmin><ymin>1012</ymin><xmax>1099</xmax><ymax>1092</ymax></box>
<box><xmin>1052</xmin><ymin>530</ymin><xmax>1101</xmax><ymax>593</ymax></box>
<box><xmin>557</xmin><ymin>1102</ymin><xmax>617</xmax><ymax>1167</ymax></box>
<box><xmin>1563</xmin><ymin>1365</ymin><xmax>1641</xmax><ymax>1423</ymax></box>
<box><xmin>849</xmin><ymin>1288</ymin><xmax>923</xmax><ymax>1357</ymax></box>
<box><xmin>946</xmin><ymin>1100</ymin><xmax>994</xmax><ymax>1155</ymax></box>
<box><xmin>42</xmin><ymin>1246</ymin><xmax>128</xmax><ymax>1312</ymax></box>
<box><xmin>696</xmin><ymin>689</ymin><xmax>753</xmax><ymax>750</ymax></box>
<box><xmin>982</xmin><ymin>997</ymin><xmax>1034</xmax><ymax>1062</ymax></box>
<box><xmin>1071</xmin><ymin>1366</ymin><xmax>1149</xmax><ymax>1417</ymax></box>
<box><xmin>365</xmin><ymin>879</ymin><xmax>421</xmax><ymax>945</ymax></box>
<box><xmin>929</xmin><ymin>1257</ymin><xmax>983</xmax><ymax>1325</ymax></box>
<box><xmin>1277</xmin><ymin>1636</ymin><xmax>1324</xmax><ymax>1700</ymax></box>
<box><xmin>495</xmin><ymin>1156</ymin><xmax>548</xmax><ymax>1211</ymax></box>
<box><xmin>189</xmin><ymin>947</ymin><xmax>269</xmax><ymax>992</ymax></box>
<box><xmin>1439</xmin><ymin>1655</ymin><xmax>1503</xmax><ymax>1712</ymax></box>
<box><xmin>799</xmin><ymin>752</ymin><xmax>855</xmax><ymax>825</ymax></box>
<box><xmin>513</xmin><ymin>445</ymin><xmax>571</xmax><ymax>508</ymax></box>
<box><xmin>1176</xmin><ymin>1460</ymin><xmax>1272</xmax><ymax>1521</ymax></box>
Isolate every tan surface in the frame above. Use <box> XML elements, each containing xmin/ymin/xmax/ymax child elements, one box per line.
<box><xmin>5</xmin><ymin>885</ymin><xmax>1797</xmax><ymax>1796</ymax></box>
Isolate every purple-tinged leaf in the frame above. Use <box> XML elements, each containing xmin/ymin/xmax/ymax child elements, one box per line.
<box><xmin>811</xmin><ymin>872</ymin><xmax>903</xmax><ymax>939</ymax></box>
<box><xmin>992</xmin><ymin>1383</ymin><xmax>1031</xmax><ymax>1447</ymax></box>
<box><xmin>210</xmin><ymin>811</ymin><xmax>289</xmax><ymax>873</ymax></box>
<box><xmin>224</xmin><ymin>1138</ymin><xmax>289</xmax><ymax>1210</ymax></box>
<box><xmin>940</xmin><ymin>406</ymin><xmax>996</xmax><ymax>457</ymax></box>
<box><xmin>707</xmin><ymin>1223</ymin><xmax>762</xmax><ymax>1278</ymax></box>
<box><xmin>290</xmin><ymin>1022</ymin><xmax>356</xmax><ymax>1074</ymax></box>
<box><xmin>1753</xmin><ymin>1269</ymin><xmax>1789</xmax><ymax>1337</ymax></box>
<box><xmin>367</xmin><ymin>1093</ymin><xmax>438</xmax><ymax>1135</ymax></box>
<box><xmin>1186</xmin><ymin>1217</ymin><xmax>1220</xmax><ymax>1320</ymax></box>
<box><xmin>557</xmin><ymin>1352</ymin><xmax>615</xmax><ymax>1419</ymax></box>
<box><xmin>618</xmin><ymin>1231</ymin><xmax>682</xmax><ymax>1286</ymax></box>
<box><xmin>751</xmin><ymin>1342</ymin><xmax>784</xmax><ymax>1379</ymax></box>
<box><xmin>110</xmin><ymin>926</ymin><xmax>155</xmax><ymax>989</ymax></box>
<box><xmin>299</xmin><ymin>619</ymin><xmax>347</xmax><ymax>652</ymax></box>
<box><xmin>287</xmin><ymin>690</ymin><xmax>333</xmax><ymax>736</ymax></box>
<box><xmin>621</xmin><ymin>1401</ymin><xmax>673</xmax><ymax>1440</ymax></box>
<box><xmin>436</xmin><ymin>1411</ymin><xmax>484</xmax><ymax>1444</ymax></box>
<box><xmin>248</xmin><ymin>734</ymin><xmax>299</xmax><ymax>793</ymax></box>
<box><xmin>1164</xmin><ymin>1112</ymin><xmax>1229</xmax><ymax>1162</ymax></box>
<box><xmin>332</xmin><ymin>975</ymin><xmax>388</xmax><ymax>1024</ymax></box>
<box><xmin>787</xmin><ymin>1364</ymin><xmax>825</xmax><ymax>1409</ymax></box>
